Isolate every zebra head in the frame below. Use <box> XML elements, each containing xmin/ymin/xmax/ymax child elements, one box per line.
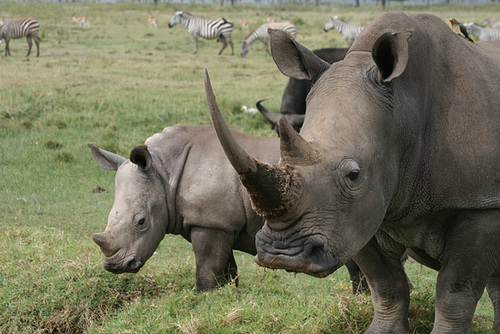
<box><xmin>168</xmin><ymin>11</ymin><xmax>184</xmax><ymax>28</ymax></box>
<box><xmin>324</xmin><ymin>16</ymin><xmax>337</xmax><ymax>32</ymax></box>
<box><xmin>241</xmin><ymin>40</ymin><xmax>252</xmax><ymax>56</ymax></box>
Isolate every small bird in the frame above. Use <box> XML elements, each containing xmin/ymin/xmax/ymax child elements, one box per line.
<box><xmin>241</xmin><ymin>105</ymin><xmax>258</xmax><ymax>114</ymax></box>
<box><xmin>449</xmin><ymin>18</ymin><xmax>474</xmax><ymax>43</ymax></box>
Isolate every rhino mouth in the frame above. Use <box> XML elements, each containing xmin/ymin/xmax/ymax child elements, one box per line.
<box><xmin>103</xmin><ymin>254</ymin><xmax>143</xmax><ymax>274</ymax></box>
<box><xmin>254</xmin><ymin>230</ymin><xmax>340</xmax><ymax>278</ymax></box>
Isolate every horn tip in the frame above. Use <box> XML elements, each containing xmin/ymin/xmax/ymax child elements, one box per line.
<box><xmin>204</xmin><ymin>68</ymin><xmax>212</xmax><ymax>83</ymax></box>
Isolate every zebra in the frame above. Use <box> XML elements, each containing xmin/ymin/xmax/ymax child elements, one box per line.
<box><xmin>168</xmin><ymin>11</ymin><xmax>234</xmax><ymax>55</ymax></box>
<box><xmin>241</xmin><ymin>22</ymin><xmax>296</xmax><ymax>57</ymax></box>
<box><xmin>464</xmin><ymin>22</ymin><xmax>500</xmax><ymax>42</ymax></box>
<box><xmin>323</xmin><ymin>16</ymin><xmax>365</xmax><ymax>46</ymax></box>
<box><xmin>0</xmin><ymin>17</ymin><xmax>41</xmax><ymax>57</ymax></box>
<box><xmin>484</xmin><ymin>17</ymin><xmax>500</xmax><ymax>30</ymax></box>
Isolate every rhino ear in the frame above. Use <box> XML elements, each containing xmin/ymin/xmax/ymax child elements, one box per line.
<box><xmin>130</xmin><ymin>145</ymin><xmax>152</xmax><ymax>171</ymax></box>
<box><xmin>279</xmin><ymin>118</ymin><xmax>321</xmax><ymax>166</ymax></box>
<box><xmin>88</xmin><ymin>143</ymin><xmax>126</xmax><ymax>171</ymax></box>
<box><xmin>269</xmin><ymin>29</ymin><xmax>330</xmax><ymax>83</ymax></box>
<box><xmin>372</xmin><ymin>31</ymin><xmax>412</xmax><ymax>83</ymax></box>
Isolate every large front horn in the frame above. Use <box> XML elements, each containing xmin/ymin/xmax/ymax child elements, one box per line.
<box><xmin>204</xmin><ymin>69</ymin><xmax>303</xmax><ymax>220</ymax></box>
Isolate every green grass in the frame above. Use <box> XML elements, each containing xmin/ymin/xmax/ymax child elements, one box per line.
<box><xmin>0</xmin><ymin>1</ymin><xmax>498</xmax><ymax>333</ymax></box>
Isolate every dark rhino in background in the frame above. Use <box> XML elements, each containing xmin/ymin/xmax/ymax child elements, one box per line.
<box><xmin>206</xmin><ymin>11</ymin><xmax>500</xmax><ymax>333</ymax></box>
<box><xmin>257</xmin><ymin>48</ymin><xmax>348</xmax><ymax>133</ymax></box>
<box><xmin>89</xmin><ymin>125</ymin><xmax>368</xmax><ymax>293</ymax></box>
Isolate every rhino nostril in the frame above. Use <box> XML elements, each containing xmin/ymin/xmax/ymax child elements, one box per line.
<box><xmin>306</xmin><ymin>237</ymin><xmax>325</xmax><ymax>262</ymax></box>
<box><xmin>126</xmin><ymin>257</ymin><xmax>142</xmax><ymax>272</ymax></box>
<box><xmin>309</xmin><ymin>244</ymin><xmax>324</xmax><ymax>263</ymax></box>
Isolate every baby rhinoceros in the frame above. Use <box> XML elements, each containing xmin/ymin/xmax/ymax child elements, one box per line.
<box><xmin>89</xmin><ymin>124</ymin><xmax>279</xmax><ymax>292</ymax></box>
<box><xmin>89</xmin><ymin>124</ymin><xmax>368</xmax><ymax>293</ymax></box>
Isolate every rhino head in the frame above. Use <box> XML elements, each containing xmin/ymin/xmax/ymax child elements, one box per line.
<box><xmin>205</xmin><ymin>27</ymin><xmax>411</xmax><ymax>277</ymax></box>
<box><xmin>88</xmin><ymin>143</ymin><xmax>168</xmax><ymax>274</ymax></box>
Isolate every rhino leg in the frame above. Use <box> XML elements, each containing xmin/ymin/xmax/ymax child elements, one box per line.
<box><xmin>432</xmin><ymin>212</ymin><xmax>500</xmax><ymax>334</ymax></box>
<box><xmin>345</xmin><ymin>260</ymin><xmax>369</xmax><ymax>295</ymax></box>
<box><xmin>227</xmin><ymin>252</ymin><xmax>238</xmax><ymax>287</ymax></box>
<box><xmin>487</xmin><ymin>277</ymin><xmax>500</xmax><ymax>333</ymax></box>
<box><xmin>191</xmin><ymin>227</ymin><xmax>238</xmax><ymax>292</ymax></box>
<box><xmin>353</xmin><ymin>235</ymin><xmax>410</xmax><ymax>333</ymax></box>
<box><xmin>345</xmin><ymin>257</ymin><xmax>412</xmax><ymax>296</ymax></box>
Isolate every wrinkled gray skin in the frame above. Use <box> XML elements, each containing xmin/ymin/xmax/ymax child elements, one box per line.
<box><xmin>257</xmin><ymin>48</ymin><xmax>348</xmax><ymax>134</ymax></box>
<box><xmin>89</xmin><ymin>125</ymin><xmax>276</xmax><ymax>292</ymax></box>
<box><xmin>89</xmin><ymin>125</ymin><xmax>367</xmax><ymax>293</ymax></box>
<box><xmin>206</xmin><ymin>12</ymin><xmax>500</xmax><ymax>333</ymax></box>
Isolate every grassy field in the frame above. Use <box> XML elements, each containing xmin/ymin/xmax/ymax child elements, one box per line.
<box><xmin>0</xmin><ymin>1</ymin><xmax>499</xmax><ymax>333</ymax></box>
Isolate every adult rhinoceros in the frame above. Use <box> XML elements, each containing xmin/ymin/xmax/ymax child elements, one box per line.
<box><xmin>89</xmin><ymin>125</ymin><xmax>368</xmax><ymax>293</ymax></box>
<box><xmin>205</xmin><ymin>11</ymin><xmax>500</xmax><ymax>333</ymax></box>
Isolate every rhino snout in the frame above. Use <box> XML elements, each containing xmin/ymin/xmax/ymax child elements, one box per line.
<box><xmin>255</xmin><ymin>231</ymin><xmax>339</xmax><ymax>277</ymax></box>
<box><xmin>103</xmin><ymin>255</ymin><xmax>143</xmax><ymax>274</ymax></box>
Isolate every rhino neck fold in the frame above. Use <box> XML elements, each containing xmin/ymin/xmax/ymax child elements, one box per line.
<box><xmin>156</xmin><ymin>143</ymin><xmax>192</xmax><ymax>237</ymax></box>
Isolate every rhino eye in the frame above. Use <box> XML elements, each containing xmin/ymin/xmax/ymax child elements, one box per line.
<box><xmin>339</xmin><ymin>158</ymin><xmax>361</xmax><ymax>183</ymax></box>
<box><xmin>134</xmin><ymin>214</ymin><xmax>148</xmax><ymax>231</ymax></box>
<box><xmin>347</xmin><ymin>170</ymin><xmax>360</xmax><ymax>181</ymax></box>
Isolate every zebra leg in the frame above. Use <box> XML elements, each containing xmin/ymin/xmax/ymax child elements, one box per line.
<box><xmin>264</xmin><ymin>40</ymin><xmax>270</xmax><ymax>56</ymax></box>
<box><xmin>218</xmin><ymin>37</ymin><xmax>228</xmax><ymax>55</ymax></box>
<box><xmin>192</xmin><ymin>34</ymin><xmax>198</xmax><ymax>55</ymax></box>
<box><xmin>4</xmin><ymin>38</ymin><xmax>10</xmax><ymax>56</ymax></box>
<box><xmin>26</xmin><ymin>35</ymin><xmax>32</xmax><ymax>57</ymax></box>
<box><xmin>35</xmin><ymin>37</ymin><xmax>40</xmax><ymax>57</ymax></box>
<box><xmin>229</xmin><ymin>40</ymin><xmax>234</xmax><ymax>55</ymax></box>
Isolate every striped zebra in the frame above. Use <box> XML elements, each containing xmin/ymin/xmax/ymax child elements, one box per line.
<box><xmin>168</xmin><ymin>11</ymin><xmax>234</xmax><ymax>55</ymax></box>
<box><xmin>0</xmin><ymin>17</ymin><xmax>41</xmax><ymax>57</ymax></box>
<box><xmin>241</xmin><ymin>22</ymin><xmax>296</xmax><ymax>57</ymax></box>
<box><xmin>464</xmin><ymin>22</ymin><xmax>500</xmax><ymax>42</ymax></box>
<box><xmin>323</xmin><ymin>16</ymin><xmax>365</xmax><ymax>46</ymax></box>
<box><xmin>484</xmin><ymin>17</ymin><xmax>500</xmax><ymax>30</ymax></box>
